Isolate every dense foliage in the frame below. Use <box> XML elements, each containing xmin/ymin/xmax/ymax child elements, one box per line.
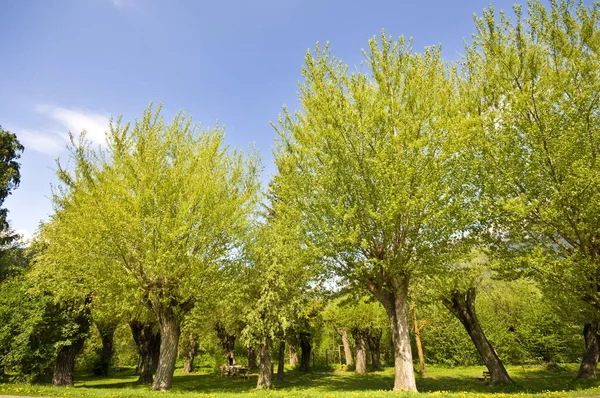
<box><xmin>0</xmin><ymin>0</ymin><xmax>599</xmax><ymax>395</ymax></box>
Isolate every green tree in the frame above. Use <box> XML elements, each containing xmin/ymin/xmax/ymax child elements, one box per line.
<box><xmin>41</xmin><ymin>105</ymin><xmax>261</xmax><ymax>390</ymax></box>
<box><xmin>242</xmin><ymin>177</ymin><xmax>319</xmax><ymax>389</ymax></box>
<box><xmin>0</xmin><ymin>126</ymin><xmax>23</xmax><ymax>242</ymax></box>
<box><xmin>323</xmin><ymin>296</ymin><xmax>387</xmax><ymax>374</ymax></box>
<box><xmin>465</xmin><ymin>0</ymin><xmax>600</xmax><ymax>379</ymax></box>
<box><xmin>436</xmin><ymin>253</ymin><xmax>513</xmax><ymax>384</ymax></box>
<box><xmin>274</xmin><ymin>34</ymin><xmax>473</xmax><ymax>391</ymax></box>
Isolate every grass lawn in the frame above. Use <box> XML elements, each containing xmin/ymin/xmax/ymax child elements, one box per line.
<box><xmin>2</xmin><ymin>364</ymin><xmax>600</xmax><ymax>398</ymax></box>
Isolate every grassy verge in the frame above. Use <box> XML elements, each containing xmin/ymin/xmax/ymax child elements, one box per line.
<box><xmin>1</xmin><ymin>364</ymin><xmax>600</xmax><ymax>397</ymax></box>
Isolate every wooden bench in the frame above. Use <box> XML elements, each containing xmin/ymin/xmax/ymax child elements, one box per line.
<box><xmin>482</xmin><ymin>371</ymin><xmax>490</xmax><ymax>382</ymax></box>
<box><xmin>220</xmin><ymin>365</ymin><xmax>250</xmax><ymax>379</ymax></box>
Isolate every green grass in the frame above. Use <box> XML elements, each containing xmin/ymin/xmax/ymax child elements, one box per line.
<box><xmin>2</xmin><ymin>364</ymin><xmax>600</xmax><ymax>398</ymax></box>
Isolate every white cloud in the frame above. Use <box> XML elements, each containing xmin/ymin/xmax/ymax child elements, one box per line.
<box><xmin>16</xmin><ymin>105</ymin><xmax>110</xmax><ymax>156</ymax></box>
<box><xmin>17</xmin><ymin>129</ymin><xmax>68</xmax><ymax>156</ymax></box>
<box><xmin>35</xmin><ymin>105</ymin><xmax>109</xmax><ymax>146</ymax></box>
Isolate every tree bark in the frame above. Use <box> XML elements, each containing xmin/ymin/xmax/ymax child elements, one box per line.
<box><xmin>248</xmin><ymin>346</ymin><xmax>258</xmax><ymax>370</ymax></box>
<box><xmin>53</xmin><ymin>340</ymin><xmax>85</xmax><ymax>386</ymax></box>
<box><xmin>339</xmin><ymin>328</ymin><xmax>353</xmax><ymax>366</ymax></box>
<box><xmin>215</xmin><ymin>322</ymin><xmax>236</xmax><ymax>366</ymax></box>
<box><xmin>368</xmin><ymin>276</ymin><xmax>417</xmax><ymax>392</ymax></box>
<box><xmin>577</xmin><ymin>322</ymin><xmax>599</xmax><ymax>379</ymax></box>
<box><xmin>351</xmin><ymin>328</ymin><xmax>368</xmax><ymax>375</ymax></box>
<box><xmin>52</xmin><ymin>299</ymin><xmax>92</xmax><ymax>387</ymax></box>
<box><xmin>151</xmin><ymin>304</ymin><xmax>181</xmax><ymax>391</ymax></box>
<box><xmin>183</xmin><ymin>335</ymin><xmax>197</xmax><ymax>373</ymax></box>
<box><xmin>442</xmin><ymin>288</ymin><xmax>513</xmax><ymax>385</ymax></box>
<box><xmin>129</xmin><ymin>320</ymin><xmax>161</xmax><ymax>384</ymax></box>
<box><xmin>289</xmin><ymin>344</ymin><xmax>298</xmax><ymax>367</ymax></box>
<box><xmin>95</xmin><ymin>321</ymin><xmax>118</xmax><ymax>376</ymax></box>
<box><xmin>257</xmin><ymin>337</ymin><xmax>273</xmax><ymax>389</ymax></box>
<box><xmin>277</xmin><ymin>340</ymin><xmax>285</xmax><ymax>380</ymax></box>
<box><xmin>366</xmin><ymin>328</ymin><xmax>382</xmax><ymax>371</ymax></box>
<box><xmin>411</xmin><ymin>304</ymin><xmax>428</xmax><ymax>377</ymax></box>
<box><xmin>299</xmin><ymin>332</ymin><xmax>311</xmax><ymax>372</ymax></box>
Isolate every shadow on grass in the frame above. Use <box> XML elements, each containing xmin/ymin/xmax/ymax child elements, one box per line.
<box><xmin>75</xmin><ymin>366</ymin><xmax>600</xmax><ymax>395</ymax></box>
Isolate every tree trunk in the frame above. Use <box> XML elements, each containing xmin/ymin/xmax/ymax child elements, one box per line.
<box><xmin>248</xmin><ymin>346</ymin><xmax>258</xmax><ymax>370</ymax></box>
<box><xmin>52</xmin><ymin>299</ymin><xmax>91</xmax><ymax>387</ymax></box>
<box><xmin>289</xmin><ymin>344</ymin><xmax>298</xmax><ymax>367</ymax></box>
<box><xmin>411</xmin><ymin>304</ymin><xmax>428</xmax><ymax>377</ymax></box>
<box><xmin>129</xmin><ymin>320</ymin><xmax>161</xmax><ymax>384</ymax></box>
<box><xmin>366</xmin><ymin>328</ymin><xmax>382</xmax><ymax>371</ymax></box>
<box><xmin>442</xmin><ymin>288</ymin><xmax>513</xmax><ymax>385</ymax></box>
<box><xmin>277</xmin><ymin>340</ymin><xmax>285</xmax><ymax>380</ymax></box>
<box><xmin>183</xmin><ymin>335</ymin><xmax>197</xmax><ymax>373</ymax></box>
<box><xmin>53</xmin><ymin>340</ymin><xmax>85</xmax><ymax>386</ymax></box>
<box><xmin>95</xmin><ymin>321</ymin><xmax>118</xmax><ymax>376</ymax></box>
<box><xmin>339</xmin><ymin>328</ymin><xmax>353</xmax><ymax>366</ymax></box>
<box><xmin>368</xmin><ymin>276</ymin><xmax>417</xmax><ymax>392</ymax></box>
<box><xmin>299</xmin><ymin>332</ymin><xmax>311</xmax><ymax>372</ymax></box>
<box><xmin>151</xmin><ymin>304</ymin><xmax>181</xmax><ymax>391</ymax></box>
<box><xmin>257</xmin><ymin>337</ymin><xmax>273</xmax><ymax>389</ymax></box>
<box><xmin>352</xmin><ymin>328</ymin><xmax>367</xmax><ymax>375</ymax></box>
<box><xmin>577</xmin><ymin>322</ymin><xmax>599</xmax><ymax>379</ymax></box>
<box><xmin>215</xmin><ymin>322</ymin><xmax>236</xmax><ymax>366</ymax></box>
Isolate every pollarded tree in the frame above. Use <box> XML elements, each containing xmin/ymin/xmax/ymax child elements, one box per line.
<box><xmin>274</xmin><ymin>33</ymin><xmax>475</xmax><ymax>391</ymax></box>
<box><xmin>464</xmin><ymin>0</ymin><xmax>600</xmax><ymax>379</ymax></box>
<box><xmin>44</xmin><ymin>105</ymin><xmax>261</xmax><ymax>390</ymax></box>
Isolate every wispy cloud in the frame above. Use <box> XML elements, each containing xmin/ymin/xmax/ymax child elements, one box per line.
<box><xmin>17</xmin><ymin>105</ymin><xmax>110</xmax><ymax>156</ymax></box>
<box><xmin>16</xmin><ymin>129</ymin><xmax>68</xmax><ymax>156</ymax></box>
<box><xmin>35</xmin><ymin>105</ymin><xmax>109</xmax><ymax>146</ymax></box>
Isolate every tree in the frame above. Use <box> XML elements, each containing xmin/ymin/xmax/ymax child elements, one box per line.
<box><xmin>242</xmin><ymin>176</ymin><xmax>318</xmax><ymax>389</ymax></box>
<box><xmin>274</xmin><ymin>33</ymin><xmax>474</xmax><ymax>391</ymax></box>
<box><xmin>42</xmin><ymin>105</ymin><xmax>261</xmax><ymax>390</ymax></box>
<box><xmin>434</xmin><ymin>253</ymin><xmax>513</xmax><ymax>384</ymax></box>
<box><xmin>323</xmin><ymin>295</ymin><xmax>387</xmax><ymax>374</ymax></box>
<box><xmin>410</xmin><ymin>301</ymin><xmax>430</xmax><ymax>377</ymax></box>
<box><xmin>465</xmin><ymin>0</ymin><xmax>600</xmax><ymax>379</ymax></box>
<box><xmin>0</xmin><ymin>272</ymin><xmax>91</xmax><ymax>385</ymax></box>
<box><xmin>0</xmin><ymin>126</ymin><xmax>23</xmax><ymax>243</ymax></box>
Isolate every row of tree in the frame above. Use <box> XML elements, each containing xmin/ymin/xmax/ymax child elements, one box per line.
<box><xmin>0</xmin><ymin>0</ymin><xmax>598</xmax><ymax>393</ymax></box>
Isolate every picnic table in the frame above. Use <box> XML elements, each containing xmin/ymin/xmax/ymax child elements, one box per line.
<box><xmin>219</xmin><ymin>365</ymin><xmax>249</xmax><ymax>378</ymax></box>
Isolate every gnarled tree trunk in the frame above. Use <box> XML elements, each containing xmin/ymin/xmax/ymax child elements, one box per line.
<box><xmin>277</xmin><ymin>340</ymin><xmax>285</xmax><ymax>380</ymax></box>
<box><xmin>289</xmin><ymin>344</ymin><xmax>298</xmax><ymax>367</ymax></box>
<box><xmin>52</xmin><ymin>298</ymin><xmax>92</xmax><ymax>387</ymax></box>
<box><xmin>215</xmin><ymin>322</ymin><xmax>236</xmax><ymax>366</ymax></box>
<box><xmin>368</xmin><ymin>276</ymin><xmax>417</xmax><ymax>392</ymax></box>
<box><xmin>151</xmin><ymin>304</ymin><xmax>181</xmax><ymax>391</ymax></box>
<box><xmin>338</xmin><ymin>328</ymin><xmax>353</xmax><ymax>366</ymax></box>
<box><xmin>183</xmin><ymin>334</ymin><xmax>197</xmax><ymax>373</ymax></box>
<box><xmin>366</xmin><ymin>328</ymin><xmax>382</xmax><ymax>370</ymax></box>
<box><xmin>577</xmin><ymin>322</ymin><xmax>599</xmax><ymax>379</ymax></box>
<box><xmin>442</xmin><ymin>288</ymin><xmax>512</xmax><ymax>385</ymax></box>
<box><xmin>351</xmin><ymin>328</ymin><xmax>368</xmax><ymax>375</ymax></box>
<box><xmin>299</xmin><ymin>332</ymin><xmax>311</xmax><ymax>372</ymax></box>
<box><xmin>95</xmin><ymin>321</ymin><xmax>118</xmax><ymax>376</ymax></box>
<box><xmin>130</xmin><ymin>320</ymin><xmax>161</xmax><ymax>384</ymax></box>
<box><xmin>53</xmin><ymin>339</ymin><xmax>86</xmax><ymax>386</ymax></box>
<box><xmin>256</xmin><ymin>337</ymin><xmax>272</xmax><ymax>389</ymax></box>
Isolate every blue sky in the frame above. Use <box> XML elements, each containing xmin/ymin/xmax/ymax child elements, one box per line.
<box><xmin>1</xmin><ymin>0</ymin><xmax>535</xmax><ymax>241</ymax></box>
